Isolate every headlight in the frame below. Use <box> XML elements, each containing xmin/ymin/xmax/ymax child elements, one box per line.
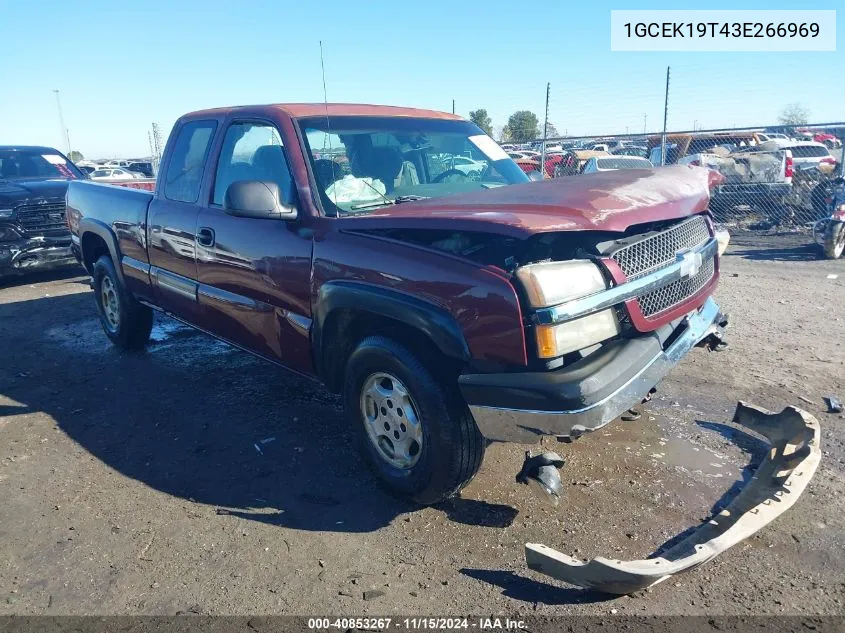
<box><xmin>0</xmin><ymin>209</ymin><xmax>14</xmax><ymax>219</ymax></box>
<box><xmin>535</xmin><ymin>310</ymin><xmax>620</xmax><ymax>358</ymax></box>
<box><xmin>516</xmin><ymin>259</ymin><xmax>607</xmax><ymax>308</ymax></box>
<box><xmin>516</xmin><ymin>260</ymin><xmax>620</xmax><ymax>358</ymax></box>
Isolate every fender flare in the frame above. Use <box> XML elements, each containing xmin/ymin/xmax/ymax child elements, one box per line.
<box><xmin>78</xmin><ymin>218</ymin><xmax>124</xmax><ymax>284</ymax></box>
<box><xmin>313</xmin><ymin>280</ymin><xmax>471</xmax><ymax>384</ymax></box>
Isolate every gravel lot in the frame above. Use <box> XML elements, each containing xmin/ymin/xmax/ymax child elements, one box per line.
<box><xmin>1</xmin><ymin>232</ymin><xmax>843</xmax><ymax>616</ymax></box>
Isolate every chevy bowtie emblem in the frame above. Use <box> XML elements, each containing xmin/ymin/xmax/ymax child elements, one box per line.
<box><xmin>676</xmin><ymin>249</ymin><xmax>703</xmax><ymax>278</ymax></box>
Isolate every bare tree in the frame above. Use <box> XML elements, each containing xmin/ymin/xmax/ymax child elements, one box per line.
<box><xmin>778</xmin><ymin>103</ymin><xmax>810</xmax><ymax>126</ymax></box>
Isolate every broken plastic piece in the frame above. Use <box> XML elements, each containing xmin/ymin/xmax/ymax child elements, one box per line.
<box><xmin>516</xmin><ymin>451</ymin><xmax>565</xmax><ymax>506</ymax></box>
<box><xmin>824</xmin><ymin>396</ymin><xmax>843</xmax><ymax>414</ymax></box>
<box><xmin>524</xmin><ymin>401</ymin><xmax>821</xmax><ymax>594</ymax></box>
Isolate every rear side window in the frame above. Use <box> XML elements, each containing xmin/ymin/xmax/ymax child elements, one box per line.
<box><xmin>164</xmin><ymin>120</ymin><xmax>217</xmax><ymax>203</ymax></box>
<box><xmin>212</xmin><ymin>122</ymin><xmax>293</xmax><ymax>205</ymax></box>
<box><xmin>788</xmin><ymin>145</ymin><xmax>830</xmax><ymax>158</ymax></box>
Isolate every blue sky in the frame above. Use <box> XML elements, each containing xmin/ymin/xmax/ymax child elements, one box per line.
<box><xmin>1</xmin><ymin>1</ymin><xmax>842</xmax><ymax>158</ymax></box>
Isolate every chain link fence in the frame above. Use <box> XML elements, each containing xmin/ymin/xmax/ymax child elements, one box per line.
<box><xmin>508</xmin><ymin>123</ymin><xmax>844</xmax><ymax>233</ymax></box>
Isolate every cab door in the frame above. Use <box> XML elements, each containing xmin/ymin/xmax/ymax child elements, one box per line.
<box><xmin>146</xmin><ymin>119</ymin><xmax>218</xmax><ymax>324</ymax></box>
<box><xmin>194</xmin><ymin>118</ymin><xmax>314</xmax><ymax>375</ymax></box>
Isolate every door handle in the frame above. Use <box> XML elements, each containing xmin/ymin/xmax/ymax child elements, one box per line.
<box><xmin>196</xmin><ymin>227</ymin><xmax>215</xmax><ymax>248</ymax></box>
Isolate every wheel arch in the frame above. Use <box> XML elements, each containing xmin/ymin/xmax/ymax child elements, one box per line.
<box><xmin>313</xmin><ymin>281</ymin><xmax>471</xmax><ymax>392</ymax></box>
<box><xmin>79</xmin><ymin>218</ymin><xmax>124</xmax><ymax>283</ymax></box>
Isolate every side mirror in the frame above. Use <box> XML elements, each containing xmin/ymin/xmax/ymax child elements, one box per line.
<box><xmin>527</xmin><ymin>170</ymin><xmax>543</xmax><ymax>182</ymax></box>
<box><xmin>223</xmin><ymin>180</ymin><xmax>298</xmax><ymax>220</ymax></box>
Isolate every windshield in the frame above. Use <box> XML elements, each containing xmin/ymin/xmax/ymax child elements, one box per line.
<box><xmin>0</xmin><ymin>149</ymin><xmax>82</xmax><ymax>181</ymax></box>
<box><xmin>298</xmin><ymin>116</ymin><xmax>528</xmax><ymax>215</ymax></box>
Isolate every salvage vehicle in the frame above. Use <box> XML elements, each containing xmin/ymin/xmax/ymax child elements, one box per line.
<box><xmin>652</xmin><ymin>136</ymin><xmax>794</xmax><ymax>219</ymax></box>
<box><xmin>552</xmin><ymin>149</ymin><xmax>610</xmax><ymax>177</ymax></box>
<box><xmin>813</xmin><ymin>177</ymin><xmax>845</xmax><ymax>258</ymax></box>
<box><xmin>1</xmin><ymin>145</ymin><xmax>85</xmax><ymax>276</ymax></box>
<box><xmin>1</xmin><ymin>146</ymin><xmax>162</xmax><ymax>277</ymax></box>
<box><xmin>68</xmin><ymin>102</ymin><xmax>729</xmax><ymax>502</ymax></box>
<box><xmin>65</xmin><ymin>103</ymin><xmax>824</xmax><ymax>594</ymax></box>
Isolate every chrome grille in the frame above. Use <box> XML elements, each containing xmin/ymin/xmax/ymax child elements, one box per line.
<box><xmin>611</xmin><ymin>216</ymin><xmax>710</xmax><ymax>280</ymax></box>
<box><xmin>638</xmin><ymin>256</ymin><xmax>715</xmax><ymax>317</ymax></box>
<box><xmin>610</xmin><ymin>215</ymin><xmax>714</xmax><ymax>318</ymax></box>
<box><xmin>15</xmin><ymin>202</ymin><xmax>68</xmax><ymax>236</ymax></box>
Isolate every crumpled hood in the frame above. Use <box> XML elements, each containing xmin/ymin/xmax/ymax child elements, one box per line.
<box><xmin>0</xmin><ymin>178</ymin><xmax>72</xmax><ymax>207</ymax></box>
<box><xmin>337</xmin><ymin>165</ymin><xmax>719</xmax><ymax>239</ymax></box>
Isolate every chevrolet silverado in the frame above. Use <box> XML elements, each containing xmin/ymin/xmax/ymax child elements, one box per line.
<box><xmin>66</xmin><ymin>103</ymin><xmax>729</xmax><ymax>506</ymax></box>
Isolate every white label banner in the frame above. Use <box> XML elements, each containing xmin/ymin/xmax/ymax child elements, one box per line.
<box><xmin>610</xmin><ymin>10</ymin><xmax>836</xmax><ymax>52</ymax></box>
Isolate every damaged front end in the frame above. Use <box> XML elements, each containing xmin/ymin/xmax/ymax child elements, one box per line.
<box><xmin>524</xmin><ymin>402</ymin><xmax>821</xmax><ymax>595</ymax></box>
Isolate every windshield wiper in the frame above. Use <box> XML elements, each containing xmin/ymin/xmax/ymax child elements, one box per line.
<box><xmin>351</xmin><ymin>199</ymin><xmax>395</xmax><ymax>210</ymax></box>
<box><xmin>350</xmin><ymin>194</ymin><xmax>430</xmax><ymax>210</ymax></box>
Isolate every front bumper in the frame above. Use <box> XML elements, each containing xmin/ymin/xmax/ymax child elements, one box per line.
<box><xmin>460</xmin><ymin>297</ymin><xmax>723</xmax><ymax>443</ymax></box>
<box><xmin>525</xmin><ymin>401</ymin><xmax>821</xmax><ymax>594</ymax></box>
<box><xmin>0</xmin><ymin>236</ymin><xmax>78</xmax><ymax>276</ymax></box>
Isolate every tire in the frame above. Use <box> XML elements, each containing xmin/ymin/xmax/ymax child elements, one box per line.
<box><xmin>343</xmin><ymin>336</ymin><xmax>485</xmax><ymax>505</ymax></box>
<box><xmin>824</xmin><ymin>222</ymin><xmax>845</xmax><ymax>259</ymax></box>
<box><xmin>92</xmin><ymin>254</ymin><xmax>153</xmax><ymax>349</ymax></box>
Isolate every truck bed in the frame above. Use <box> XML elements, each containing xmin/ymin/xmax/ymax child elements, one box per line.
<box><xmin>66</xmin><ymin>180</ymin><xmax>154</xmax><ymax>266</ymax></box>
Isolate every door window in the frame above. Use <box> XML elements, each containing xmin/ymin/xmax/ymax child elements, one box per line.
<box><xmin>163</xmin><ymin>120</ymin><xmax>217</xmax><ymax>203</ymax></box>
<box><xmin>212</xmin><ymin>122</ymin><xmax>294</xmax><ymax>206</ymax></box>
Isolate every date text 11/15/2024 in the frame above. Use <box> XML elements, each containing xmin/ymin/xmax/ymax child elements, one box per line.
<box><xmin>307</xmin><ymin>617</ymin><xmax>526</xmax><ymax>630</ymax></box>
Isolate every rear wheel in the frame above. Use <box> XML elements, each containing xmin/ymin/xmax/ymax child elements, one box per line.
<box><xmin>824</xmin><ymin>222</ymin><xmax>845</xmax><ymax>259</ymax></box>
<box><xmin>92</xmin><ymin>255</ymin><xmax>153</xmax><ymax>349</ymax></box>
<box><xmin>343</xmin><ymin>336</ymin><xmax>485</xmax><ymax>505</ymax></box>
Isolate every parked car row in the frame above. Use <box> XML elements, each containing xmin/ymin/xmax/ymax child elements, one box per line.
<box><xmin>77</xmin><ymin>159</ymin><xmax>156</xmax><ymax>179</ymax></box>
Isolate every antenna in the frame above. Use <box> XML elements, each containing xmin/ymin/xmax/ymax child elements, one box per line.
<box><xmin>319</xmin><ymin>41</ymin><xmax>338</xmax><ymax>210</ymax></box>
<box><xmin>319</xmin><ymin>41</ymin><xmax>331</xmax><ymax>150</ymax></box>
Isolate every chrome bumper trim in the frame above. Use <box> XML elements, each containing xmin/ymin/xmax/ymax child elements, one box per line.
<box><xmin>150</xmin><ymin>267</ymin><xmax>197</xmax><ymax>302</ymax></box>
<box><xmin>533</xmin><ymin>238</ymin><xmax>718</xmax><ymax>325</ymax></box>
<box><xmin>469</xmin><ymin>297</ymin><xmax>721</xmax><ymax>443</ymax></box>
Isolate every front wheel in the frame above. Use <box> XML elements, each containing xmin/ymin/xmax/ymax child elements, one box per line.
<box><xmin>343</xmin><ymin>336</ymin><xmax>485</xmax><ymax>505</ymax></box>
<box><xmin>823</xmin><ymin>221</ymin><xmax>845</xmax><ymax>259</ymax></box>
<box><xmin>92</xmin><ymin>255</ymin><xmax>153</xmax><ymax>349</ymax></box>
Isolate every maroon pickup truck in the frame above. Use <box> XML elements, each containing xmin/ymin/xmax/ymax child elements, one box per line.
<box><xmin>66</xmin><ymin>103</ymin><xmax>727</xmax><ymax>505</ymax></box>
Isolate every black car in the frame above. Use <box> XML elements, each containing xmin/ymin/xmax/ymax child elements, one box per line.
<box><xmin>0</xmin><ymin>146</ymin><xmax>83</xmax><ymax>276</ymax></box>
<box><xmin>126</xmin><ymin>161</ymin><xmax>155</xmax><ymax>178</ymax></box>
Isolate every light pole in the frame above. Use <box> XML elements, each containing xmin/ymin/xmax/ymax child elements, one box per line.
<box><xmin>53</xmin><ymin>90</ymin><xmax>71</xmax><ymax>155</ymax></box>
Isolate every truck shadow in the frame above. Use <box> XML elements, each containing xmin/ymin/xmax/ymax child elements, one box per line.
<box><xmin>0</xmin><ymin>292</ymin><xmax>518</xmax><ymax>535</ymax></box>
<box><xmin>0</xmin><ymin>266</ymin><xmax>85</xmax><ymax>289</ymax></box>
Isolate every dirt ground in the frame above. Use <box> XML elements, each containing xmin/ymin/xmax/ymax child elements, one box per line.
<box><xmin>1</xmin><ymin>232</ymin><xmax>843</xmax><ymax>617</ymax></box>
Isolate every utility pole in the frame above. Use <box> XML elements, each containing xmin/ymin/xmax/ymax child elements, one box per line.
<box><xmin>452</xmin><ymin>99</ymin><xmax>455</xmax><ymax>115</ymax></box>
<box><xmin>642</xmin><ymin>113</ymin><xmax>647</xmax><ymax>135</ymax></box>
<box><xmin>53</xmin><ymin>90</ymin><xmax>71</xmax><ymax>154</ymax></box>
<box><xmin>540</xmin><ymin>82</ymin><xmax>550</xmax><ymax>179</ymax></box>
<box><xmin>660</xmin><ymin>66</ymin><xmax>670</xmax><ymax>166</ymax></box>
<box><xmin>151</xmin><ymin>123</ymin><xmax>164</xmax><ymax>171</ymax></box>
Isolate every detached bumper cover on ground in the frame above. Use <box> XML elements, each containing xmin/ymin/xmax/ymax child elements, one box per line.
<box><xmin>525</xmin><ymin>401</ymin><xmax>821</xmax><ymax>595</ymax></box>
